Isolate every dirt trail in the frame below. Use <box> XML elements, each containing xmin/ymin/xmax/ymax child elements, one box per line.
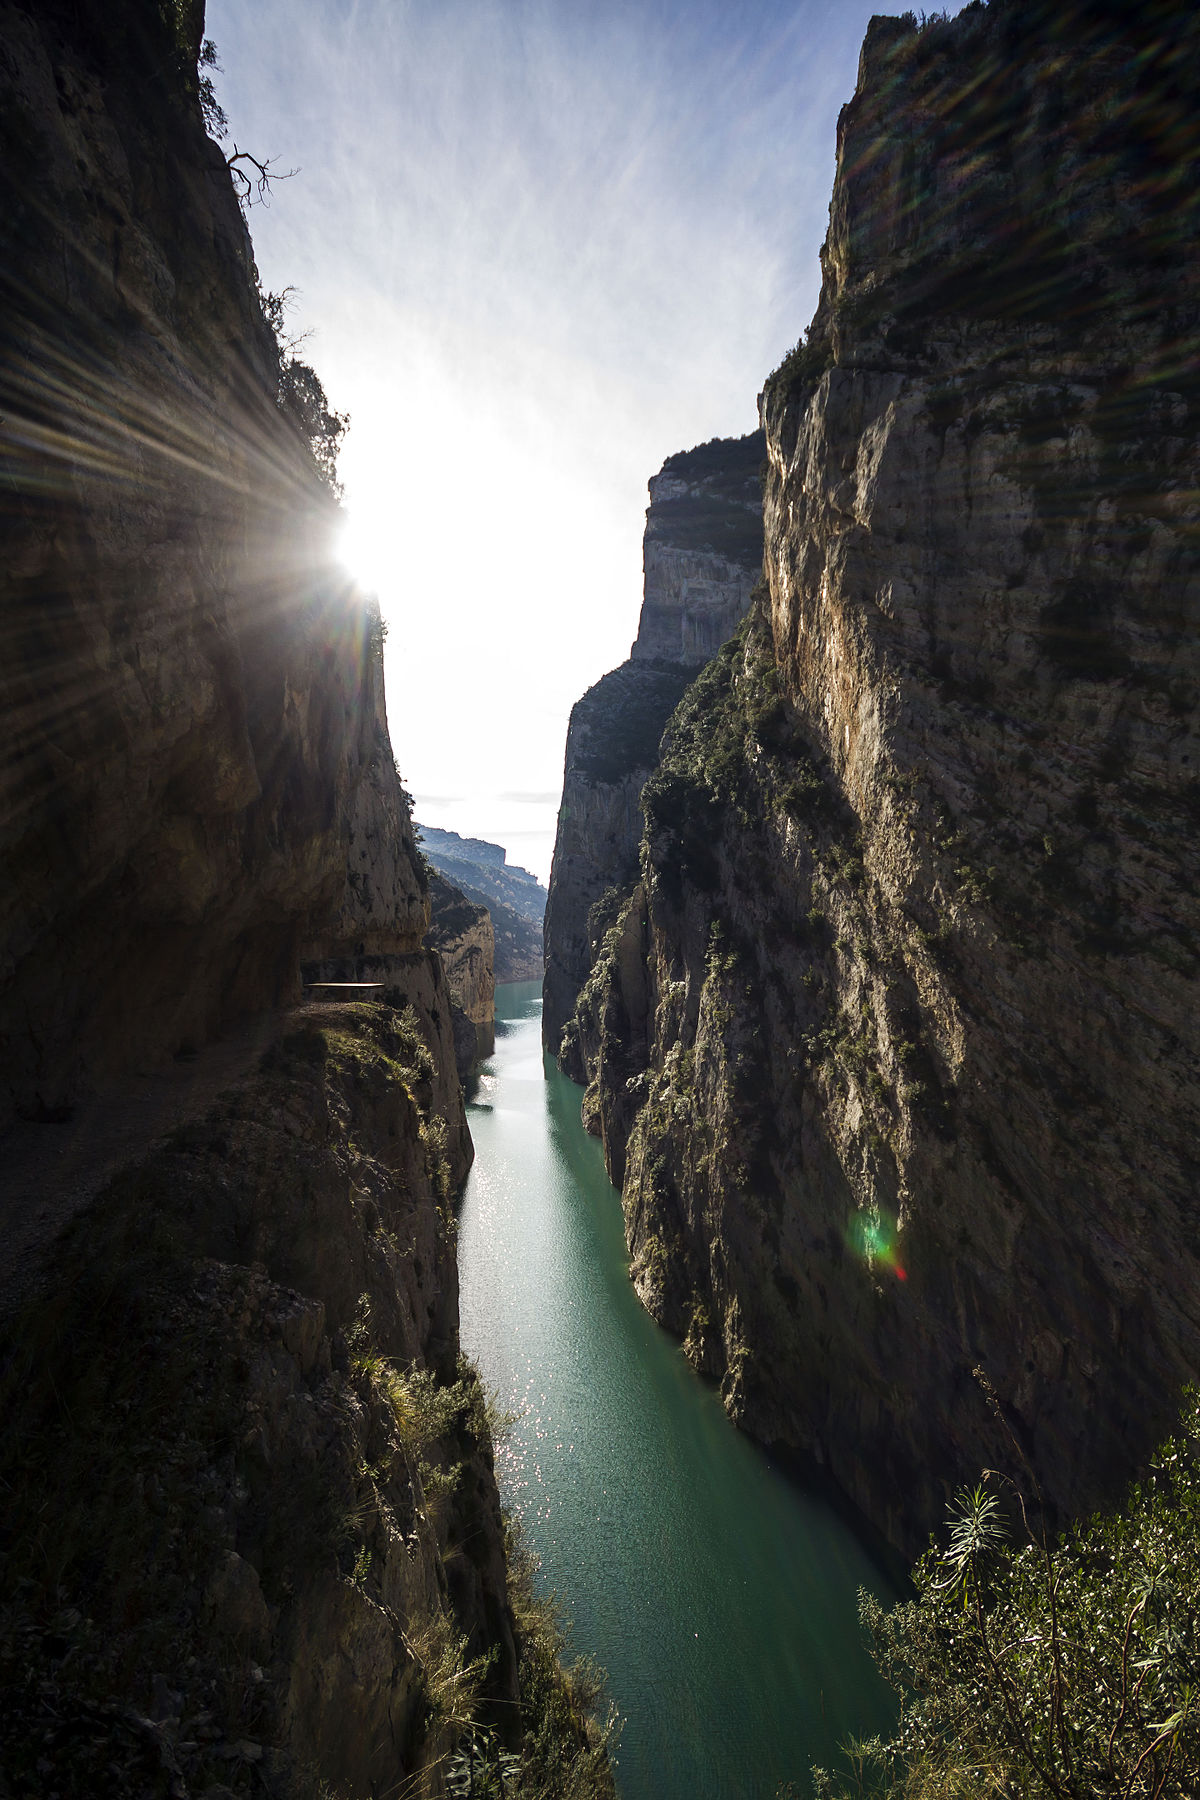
<box><xmin>0</xmin><ymin>1010</ymin><xmax>293</xmax><ymax>1322</ymax></box>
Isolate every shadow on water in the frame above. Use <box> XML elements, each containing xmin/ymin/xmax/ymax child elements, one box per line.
<box><xmin>459</xmin><ymin>980</ymin><xmax>900</xmax><ymax>1800</ymax></box>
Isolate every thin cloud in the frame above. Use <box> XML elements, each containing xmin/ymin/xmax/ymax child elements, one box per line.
<box><xmin>204</xmin><ymin>0</ymin><xmax>970</xmax><ymax>843</ymax></box>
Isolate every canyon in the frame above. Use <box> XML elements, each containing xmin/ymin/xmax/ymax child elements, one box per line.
<box><xmin>0</xmin><ymin>2</ymin><xmax>606</xmax><ymax>1794</ymax></box>
<box><xmin>418</xmin><ymin>825</ymin><xmax>546</xmax><ymax>985</ymax></box>
<box><xmin>549</xmin><ymin>0</ymin><xmax>1200</xmax><ymax>1556</ymax></box>
<box><xmin>543</xmin><ymin>431</ymin><xmax>764</xmax><ymax>1057</ymax></box>
<box><xmin>5</xmin><ymin>0</ymin><xmax>1200</xmax><ymax>1792</ymax></box>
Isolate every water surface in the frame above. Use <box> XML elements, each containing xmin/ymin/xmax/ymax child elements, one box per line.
<box><xmin>458</xmin><ymin>981</ymin><xmax>898</xmax><ymax>1799</ymax></box>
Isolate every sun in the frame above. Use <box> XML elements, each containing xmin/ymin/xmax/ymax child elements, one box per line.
<box><xmin>334</xmin><ymin>507</ymin><xmax>394</xmax><ymax>600</ymax></box>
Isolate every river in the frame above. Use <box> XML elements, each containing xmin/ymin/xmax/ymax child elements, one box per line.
<box><xmin>458</xmin><ymin>981</ymin><xmax>899</xmax><ymax>1799</ymax></box>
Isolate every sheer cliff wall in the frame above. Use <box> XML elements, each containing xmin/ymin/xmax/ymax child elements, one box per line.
<box><xmin>0</xmin><ymin>6</ymin><xmax>613</xmax><ymax>1796</ymax></box>
<box><xmin>543</xmin><ymin>432</ymin><xmax>763</xmax><ymax>1055</ymax></box>
<box><xmin>427</xmin><ymin>872</ymin><xmax>496</xmax><ymax>1074</ymax></box>
<box><xmin>0</xmin><ymin>0</ymin><xmax>434</xmax><ymax>1129</ymax></box>
<box><xmin>563</xmin><ymin>0</ymin><xmax>1200</xmax><ymax>1555</ymax></box>
<box><xmin>0</xmin><ymin>1005</ymin><xmax>515</xmax><ymax>1797</ymax></box>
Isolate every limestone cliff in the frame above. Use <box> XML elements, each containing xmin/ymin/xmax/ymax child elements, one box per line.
<box><xmin>426</xmin><ymin>873</ymin><xmax>496</xmax><ymax>1076</ymax></box>
<box><xmin>632</xmin><ymin>433</ymin><xmax>766</xmax><ymax>666</ymax></box>
<box><xmin>1</xmin><ymin>1005</ymin><xmax>513</xmax><ymax>1797</ymax></box>
<box><xmin>543</xmin><ymin>433</ymin><xmax>764</xmax><ymax>1055</ymax></box>
<box><xmin>0</xmin><ymin>0</ymin><xmax>418</xmax><ymax>1129</ymax></box>
<box><xmin>418</xmin><ymin>826</ymin><xmax>546</xmax><ymax>984</ymax></box>
<box><xmin>564</xmin><ymin>0</ymin><xmax>1200</xmax><ymax>1556</ymax></box>
<box><xmin>0</xmin><ymin>4</ymin><xmax>612</xmax><ymax>1795</ymax></box>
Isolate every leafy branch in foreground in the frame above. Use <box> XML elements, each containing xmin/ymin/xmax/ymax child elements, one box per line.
<box><xmin>257</xmin><ymin>284</ymin><xmax>349</xmax><ymax>497</ymax></box>
<box><xmin>810</xmin><ymin>1383</ymin><xmax>1200</xmax><ymax>1800</ymax></box>
<box><xmin>198</xmin><ymin>38</ymin><xmax>227</xmax><ymax>138</ymax></box>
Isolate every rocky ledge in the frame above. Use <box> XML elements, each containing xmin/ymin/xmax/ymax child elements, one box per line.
<box><xmin>0</xmin><ymin>1003</ymin><xmax>611</xmax><ymax>1797</ymax></box>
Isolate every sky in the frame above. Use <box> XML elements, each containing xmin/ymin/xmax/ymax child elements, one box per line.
<box><xmin>205</xmin><ymin>0</ymin><xmax>954</xmax><ymax>884</ymax></box>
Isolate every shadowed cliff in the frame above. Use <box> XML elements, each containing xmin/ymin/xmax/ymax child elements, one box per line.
<box><xmin>0</xmin><ymin>0</ymin><xmax>430</xmax><ymax>1128</ymax></box>
<box><xmin>543</xmin><ymin>431</ymin><xmax>764</xmax><ymax>1056</ymax></box>
<box><xmin>0</xmin><ymin>5</ymin><xmax>615</xmax><ymax>1795</ymax></box>
<box><xmin>427</xmin><ymin>872</ymin><xmax>496</xmax><ymax>1074</ymax></box>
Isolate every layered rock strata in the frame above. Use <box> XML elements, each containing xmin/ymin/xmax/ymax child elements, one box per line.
<box><xmin>563</xmin><ymin>0</ymin><xmax>1200</xmax><ymax>1555</ymax></box>
<box><xmin>543</xmin><ymin>433</ymin><xmax>764</xmax><ymax>1054</ymax></box>
<box><xmin>632</xmin><ymin>433</ymin><xmax>766</xmax><ymax>665</ymax></box>
<box><xmin>419</xmin><ymin>826</ymin><xmax>546</xmax><ymax>983</ymax></box>
<box><xmin>426</xmin><ymin>873</ymin><xmax>496</xmax><ymax>1075</ymax></box>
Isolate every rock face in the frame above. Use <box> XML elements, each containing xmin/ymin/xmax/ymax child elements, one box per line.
<box><xmin>0</xmin><ymin>0</ymin><xmax>410</xmax><ymax>1129</ymax></box>
<box><xmin>632</xmin><ymin>434</ymin><xmax>766</xmax><ymax>666</ymax></box>
<box><xmin>543</xmin><ymin>433</ymin><xmax>764</xmax><ymax>1055</ymax></box>
<box><xmin>561</xmin><ymin>0</ymin><xmax>1200</xmax><ymax>1556</ymax></box>
<box><xmin>0</xmin><ymin>1005</ymin><xmax>513</xmax><ymax>1798</ymax></box>
<box><xmin>544</xmin><ymin>661</ymin><xmax>697</xmax><ymax>1060</ymax></box>
<box><xmin>0</xmin><ymin>5</ymin><xmax>613</xmax><ymax>1796</ymax></box>
<box><xmin>418</xmin><ymin>825</ymin><xmax>546</xmax><ymax>984</ymax></box>
<box><xmin>426</xmin><ymin>873</ymin><xmax>496</xmax><ymax>1075</ymax></box>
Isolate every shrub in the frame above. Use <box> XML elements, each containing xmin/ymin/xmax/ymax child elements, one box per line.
<box><xmin>812</xmin><ymin>1385</ymin><xmax>1200</xmax><ymax>1800</ymax></box>
<box><xmin>258</xmin><ymin>286</ymin><xmax>349</xmax><ymax>497</ymax></box>
<box><xmin>501</xmin><ymin>1519</ymin><xmax>618</xmax><ymax>1799</ymax></box>
<box><xmin>766</xmin><ymin>330</ymin><xmax>835</xmax><ymax>399</ymax></box>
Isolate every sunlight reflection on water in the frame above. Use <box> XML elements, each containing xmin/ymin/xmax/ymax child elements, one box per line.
<box><xmin>459</xmin><ymin>982</ymin><xmax>899</xmax><ymax>1800</ymax></box>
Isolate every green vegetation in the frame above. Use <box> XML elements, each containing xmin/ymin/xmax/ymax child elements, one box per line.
<box><xmin>639</xmin><ymin>609</ymin><xmax>854</xmax><ymax>925</ymax></box>
<box><xmin>497</xmin><ymin>1523</ymin><xmax>619</xmax><ymax>1800</ymax></box>
<box><xmin>573</xmin><ymin>663</ymin><xmax>699</xmax><ymax>786</ymax></box>
<box><xmin>308</xmin><ymin>1000</ymin><xmax>436</xmax><ymax>1086</ymax></box>
<box><xmin>765</xmin><ymin>329</ymin><xmax>835</xmax><ymax>402</ymax></box>
<box><xmin>197</xmin><ymin>37</ymin><xmax>227</xmax><ymax>137</ymax></box>
<box><xmin>0</xmin><ymin>1009</ymin><xmax>464</xmax><ymax>1787</ymax></box>
<box><xmin>639</xmin><ymin>611</ymin><xmax>792</xmax><ymax>893</ymax></box>
<box><xmin>809</xmin><ymin>1387</ymin><xmax>1200</xmax><ymax>1800</ymax></box>
<box><xmin>649</xmin><ymin>492</ymin><xmax>764</xmax><ymax>565</ymax></box>
<box><xmin>659</xmin><ymin>430</ymin><xmax>765</xmax><ymax>494</ymax></box>
<box><xmin>436</xmin><ymin>1519</ymin><xmax>617</xmax><ymax>1799</ymax></box>
<box><xmin>429</xmin><ymin>872</ymin><xmax>489</xmax><ymax>942</ymax></box>
<box><xmin>0</xmin><ymin>1004</ymin><xmax>615</xmax><ymax>1798</ymax></box>
<box><xmin>562</xmin><ymin>893</ymin><xmax>638</xmax><ymax>1075</ymax></box>
<box><xmin>259</xmin><ymin>286</ymin><xmax>349</xmax><ymax>498</ymax></box>
<box><xmin>367</xmin><ymin>595</ymin><xmax>387</xmax><ymax>661</ymax></box>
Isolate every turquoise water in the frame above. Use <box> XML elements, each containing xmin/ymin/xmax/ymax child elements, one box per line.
<box><xmin>458</xmin><ymin>981</ymin><xmax>898</xmax><ymax>1799</ymax></box>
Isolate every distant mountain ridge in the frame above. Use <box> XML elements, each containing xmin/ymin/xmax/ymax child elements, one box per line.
<box><xmin>416</xmin><ymin>824</ymin><xmax>546</xmax><ymax>982</ymax></box>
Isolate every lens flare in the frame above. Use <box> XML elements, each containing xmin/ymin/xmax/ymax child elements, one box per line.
<box><xmin>847</xmin><ymin>1208</ymin><xmax>907</xmax><ymax>1282</ymax></box>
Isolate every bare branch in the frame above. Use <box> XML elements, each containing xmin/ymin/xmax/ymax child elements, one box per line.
<box><xmin>225</xmin><ymin>146</ymin><xmax>298</xmax><ymax>208</ymax></box>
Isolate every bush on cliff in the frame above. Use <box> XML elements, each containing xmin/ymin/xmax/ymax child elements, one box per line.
<box><xmin>808</xmin><ymin>1387</ymin><xmax>1200</xmax><ymax>1800</ymax></box>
